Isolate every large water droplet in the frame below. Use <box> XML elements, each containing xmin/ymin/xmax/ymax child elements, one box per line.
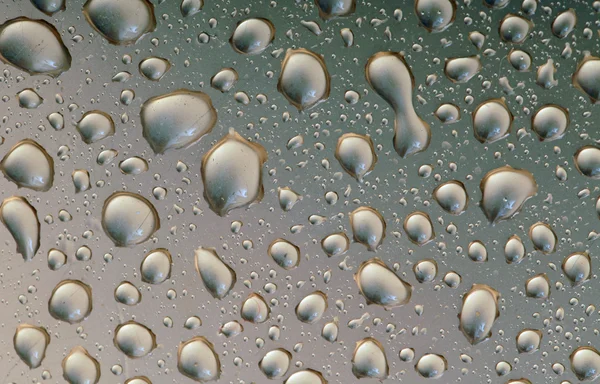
<box><xmin>459</xmin><ymin>284</ymin><xmax>500</xmax><ymax>344</ymax></box>
<box><xmin>83</xmin><ymin>0</ymin><xmax>156</xmax><ymax>45</ymax></box>
<box><xmin>141</xmin><ymin>249</ymin><xmax>172</xmax><ymax>284</ymax></box>
<box><xmin>472</xmin><ymin>99</ymin><xmax>513</xmax><ymax>143</ymax></box>
<box><xmin>62</xmin><ymin>346</ymin><xmax>100</xmax><ymax>384</ymax></box>
<box><xmin>355</xmin><ymin>258</ymin><xmax>412</xmax><ymax>308</ymax></box>
<box><xmin>295</xmin><ymin>291</ymin><xmax>327</xmax><ymax>324</ymax></box>
<box><xmin>529</xmin><ymin>222</ymin><xmax>556</xmax><ymax>254</ymax></box>
<box><xmin>1</xmin><ymin>139</ymin><xmax>53</xmax><ymax>191</ymax></box>
<box><xmin>259</xmin><ymin>348</ymin><xmax>291</xmax><ymax>379</ymax></box>
<box><xmin>403</xmin><ymin>211</ymin><xmax>435</xmax><ymax>245</ymax></box>
<box><xmin>230</xmin><ymin>18</ymin><xmax>275</xmax><ymax>55</ymax></box>
<box><xmin>76</xmin><ymin>111</ymin><xmax>115</xmax><ymax>144</ymax></box>
<box><xmin>241</xmin><ymin>293</ymin><xmax>270</xmax><ymax>323</ymax></box>
<box><xmin>480</xmin><ymin>166</ymin><xmax>537</xmax><ymax>224</ymax></box>
<box><xmin>335</xmin><ymin>133</ymin><xmax>377</xmax><ymax>182</ymax></box>
<box><xmin>114</xmin><ymin>321</ymin><xmax>156</xmax><ymax>358</ymax></box>
<box><xmin>48</xmin><ymin>279</ymin><xmax>92</xmax><ymax>324</ymax></box>
<box><xmin>268</xmin><ymin>238</ymin><xmax>300</xmax><ymax>270</ymax></box>
<box><xmin>284</xmin><ymin>369</ymin><xmax>327</xmax><ymax>384</ymax></box>
<box><xmin>525</xmin><ymin>273</ymin><xmax>550</xmax><ymax>299</ymax></box>
<box><xmin>0</xmin><ymin>196</ymin><xmax>40</xmax><ymax>261</ymax></box>
<box><xmin>139</xmin><ymin>57</ymin><xmax>171</xmax><ymax>81</ymax></box>
<box><xmin>505</xmin><ymin>235</ymin><xmax>526</xmax><ymax>264</ymax></box>
<box><xmin>201</xmin><ymin>129</ymin><xmax>267</xmax><ymax>216</ymax></box>
<box><xmin>351</xmin><ymin>337</ymin><xmax>388</xmax><ymax>379</ymax></box>
<box><xmin>14</xmin><ymin>324</ymin><xmax>50</xmax><ymax>368</ymax></box>
<box><xmin>194</xmin><ymin>247</ymin><xmax>236</xmax><ymax>299</ymax></box>
<box><xmin>516</xmin><ymin>329</ymin><xmax>542</xmax><ymax>354</ymax></box>
<box><xmin>366</xmin><ymin>52</ymin><xmax>430</xmax><ymax>157</ymax></box>
<box><xmin>140</xmin><ymin>89</ymin><xmax>217</xmax><ymax>154</ymax></box>
<box><xmin>531</xmin><ymin>104</ymin><xmax>569</xmax><ymax>141</ymax></box>
<box><xmin>570</xmin><ymin>346</ymin><xmax>600</xmax><ymax>381</ymax></box>
<box><xmin>562</xmin><ymin>252</ymin><xmax>591</xmax><ymax>286</ymax></box>
<box><xmin>415</xmin><ymin>353</ymin><xmax>447</xmax><ymax>379</ymax></box>
<box><xmin>433</xmin><ymin>180</ymin><xmax>468</xmax><ymax>215</ymax></box>
<box><xmin>31</xmin><ymin>0</ymin><xmax>65</xmax><ymax>15</ymax></box>
<box><xmin>101</xmin><ymin>192</ymin><xmax>160</xmax><ymax>247</ymax></box>
<box><xmin>574</xmin><ymin>146</ymin><xmax>600</xmax><ymax>178</ymax></box>
<box><xmin>551</xmin><ymin>9</ymin><xmax>576</xmax><ymax>38</ymax></box>
<box><xmin>499</xmin><ymin>14</ymin><xmax>532</xmax><ymax>44</ymax></box>
<box><xmin>178</xmin><ymin>337</ymin><xmax>220</xmax><ymax>382</ymax></box>
<box><xmin>573</xmin><ymin>56</ymin><xmax>600</xmax><ymax>104</ymax></box>
<box><xmin>0</xmin><ymin>17</ymin><xmax>71</xmax><ymax>77</ymax></box>
<box><xmin>278</xmin><ymin>48</ymin><xmax>330</xmax><ymax>110</ymax></box>
<box><xmin>315</xmin><ymin>0</ymin><xmax>356</xmax><ymax>19</ymax></box>
<box><xmin>321</xmin><ymin>232</ymin><xmax>349</xmax><ymax>257</ymax></box>
<box><xmin>444</xmin><ymin>56</ymin><xmax>481</xmax><ymax>83</ymax></box>
<box><xmin>415</xmin><ymin>0</ymin><xmax>456</xmax><ymax>32</ymax></box>
<box><xmin>350</xmin><ymin>206</ymin><xmax>386</xmax><ymax>251</ymax></box>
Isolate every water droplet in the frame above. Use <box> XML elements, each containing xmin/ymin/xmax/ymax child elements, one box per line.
<box><xmin>468</xmin><ymin>240</ymin><xmax>488</xmax><ymax>262</ymax></box>
<box><xmin>83</xmin><ymin>0</ymin><xmax>156</xmax><ymax>45</ymax></box>
<box><xmin>525</xmin><ymin>273</ymin><xmax>550</xmax><ymax>299</ymax></box>
<box><xmin>220</xmin><ymin>321</ymin><xmax>243</xmax><ymax>337</ymax></box>
<box><xmin>315</xmin><ymin>0</ymin><xmax>355</xmax><ymax>19</ymax></box>
<box><xmin>14</xmin><ymin>324</ymin><xmax>50</xmax><ymax>368</ymax></box>
<box><xmin>115</xmin><ymin>281</ymin><xmax>141</xmax><ymax>305</ymax></box>
<box><xmin>241</xmin><ymin>293</ymin><xmax>270</xmax><ymax>323</ymax></box>
<box><xmin>434</xmin><ymin>103</ymin><xmax>461</xmax><ymax>124</ymax></box>
<box><xmin>415</xmin><ymin>353</ymin><xmax>447</xmax><ymax>379</ymax></box>
<box><xmin>268</xmin><ymin>238</ymin><xmax>300</xmax><ymax>270</ymax></box>
<box><xmin>0</xmin><ymin>196</ymin><xmax>40</xmax><ymax>261</ymax></box>
<box><xmin>0</xmin><ymin>18</ymin><xmax>71</xmax><ymax>77</ymax></box>
<box><xmin>529</xmin><ymin>222</ymin><xmax>557</xmax><ymax>254</ymax></box>
<box><xmin>507</xmin><ymin>49</ymin><xmax>532</xmax><ymax>71</ymax></box>
<box><xmin>201</xmin><ymin>129</ymin><xmax>267</xmax><ymax>216</ymax></box>
<box><xmin>278</xmin><ymin>187</ymin><xmax>301</xmax><ymax>212</ymax></box>
<box><xmin>72</xmin><ymin>169</ymin><xmax>91</xmax><ymax>193</ymax></box>
<box><xmin>472</xmin><ymin>98</ymin><xmax>513</xmax><ymax>143</ymax></box>
<box><xmin>139</xmin><ymin>57</ymin><xmax>171</xmax><ymax>81</ymax></box>
<box><xmin>76</xmin><ymin>111</ymin><xmax>115</xmax><ymax>144</ymax></box>
<box><xmin>355</xmin><ymin>258</ymin><xmax>412</xmax><ymax>308</ymax></box>
<box><xmin>573</xmin><ymin>56</ymin><xmax>600</xmax><ymax>104</ymax></box>
<box><xmin>531</xmin><ymin>104</ymin><xmax>569</xmax><ymax>141</ymax></box>
<box><xmin>180</xmin><ymin>0</ymin><xmax>203</xmax><ymax>17</ymax></box>
<box><xmin>321</xmin><ymin>232</ymin><xmax>349</xmax><ymax>257</ymax></box>
<box><xmin>366</xmin><ymin>52</ymin><xmax>430</xmax><ymax>157</ymax></box>
<box><xmin>278</xmin><ymin>48</ymin><xmax>330</xmax><ymax>110</ymax></box>
<box><xmin>119</xmin><ymin>156</ymin><xmax>149</xmax><ymax>175</ymax></box>
<box><xmin>459</xmin><ymin>284</ymin><xmax>500</xmax><ymax>344</ymax></box>
<box><xmin>480</xmin><ymin>166</ymin><xmax>537</xmax><ymax>224</ymax></box>
<box><xmin>433</xmin><ymin>180</ymin><xmax>467</xmax><ymax>215</ymax></box>
<box><xmin>444</xmin><ymin>56</ymin><xmax>481</xmax><ymax>83</ymax></box>
<box><xmin>551</xmin><ymin>9</ymin><xmax>576</xmax><ymax>38</ymax></box>
<box><xmin>284</xmin><ymin>369</ymin><xmax>327</xmax><ymax>384</ymax></box>
<box><xmin>536</xmin><ymin>59</ymin><xmax>558</xmax><ymax>89</ymax></box>
<box><xmin>178</xmin><ymin>337</ymin><xmax>220</xmax><ymax>382</ymax></box>
<box><xmin>575</xmin><ymin>146</ymin><xmax>600</xmax><ymax>178</ymax></box>
<box><xmin>211</xmin><ymin>68</ymin><xmax>238</xmax><ymax>93</ymax></box>
<box><xmin>296</xmin><ymin>291</ymin><xmax>327</xmax><ymax>324</ymax></box>
<box><xmin>352</xmin><ymin>337</ymin><xmax>388</xmax><ymax>379</ymax></box>
<box><xmin>1</xmin><ymin>139</ymin><xmax>54</xmax><ymax>191</ymax></box>
<box><xmin>335</xmin><ymin>133</ymin><xmax>377</xmax><ymax>182</ymax></box>
<box><xmin>259</xmin><ymin>348</ymin><xmax>291</xmax><ymax>379</ymax></box>
<box><xmin>562</xmin><ymin>252</ymin><xmax>591</xmax><ymax>286</ymax></box>
<box><xmin>230</xmin><ymin>18</ymin><xmax>274</xmax><ymax>55</ymax></box>
<box><xmin>31</xmin><ymin>0</ymin><xmax>65</xmax><ymax>15</ymax></box>
<box><xmin>140</xmin><ymin>89</ymin><xmax>217</xmax><ymax>153</ymax></box>
<box><xmin>48</xmin><ymin>112</ymin><xmax>64</xmax><ymax>130</ymax></box>
<box><xmin>125</xmin><ymin>377</ymin><xmax>151</xmax><ymax>384</ymax></box>
<box><xmin>321</xmin><ymin>319</ymin><xmax>339</xmax><ymax>342</ymax></box>
<box><xmin>504</xmin><ymin>235</ymin><xmax>526</xmax><ymax>264</ymax></box>
<box><xmin>17</xmin><ymin>88</ymin><xmax>43</xmax><ymax>108</ymax></box>
<box><xmin>415</xmin><ymin>0</ymin><xmax>456</xmax><ymax>32</ymax></box>
<box><xmin>404</xmin><ymin>211</ymin><xmax>434</xmax><ymax>245</ymax></box>
<box><xmin>49</xmin><ymin>279</ymin><xmax>92</xmax><ymax>323</ymax></box>
<box><xmin>141</xmin><ymin>249</ymin><xmax>172</xmax><ymax>284</ymax></box>
<box><xmin>414</xmin><ymin>259</ymin><xmax>438</xmax><ymax>283</ymax></box>
<box><xmin>350</xmin><ymin>206</ymin><xmax>386</xmax><ymax>251</ymax></box>
<box><xmin>114</xmin><ymin>321</ymin><xmax>156</xmax><ymax>358</ymax></box>
<box><xmin>499</xmin><ymin>14</ymin><xmax>532</xmax><ymax>44</ymax></box>
<box><xmin>570</xmin><ymin>346</ymin><xmax>600</xmax><ymax>381</ymax></box>
<box><xmin>62</xmin><ymin>346</ymin><xmax>100</xmax><ymax>384</ymax></box>
<box><xmin>101</xmin><ymin>192</ymin><xmax>159</xmax><ymax>247</ymax></box>
<box><xmin>48</xmin><ymin>248</ymin><xmax>67</xmax><ymax>270</ymax></box>
<box><xmin>194</xmin><ymin>247</ymin><xmax>236</xmax><ymax>299</ymax></box>
<box><xmin>516</xmin><ymin>329</ymin><xmax>542</xmax><ymax>354</ymax></box>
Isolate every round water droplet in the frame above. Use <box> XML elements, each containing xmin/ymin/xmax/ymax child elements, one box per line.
<box><xmin>180</xmin><ymin>0</ymin><xmax>203</xmax><ymax>17</ymax></box>
<box><xmin>366</xmin><ymin>52</ymin><xmax>430</xmax><ymax>157</ymax></box>
<box><xmin>434</xmin><ymin>103</ymin><xmax>460</xmax><ymax>124</ymax></box>
<box><xmin>141</xmin><ymin>249</ymin><xmax>172</xmax><ymax>285</ymax></box>
<box><xmin>278</xmin><ymin>48</ymin><xmax>330</xmax><ymax>110</ymax></box>
<box><xmin>241</xmin><ymin>293</ymin><xmax>270</xmax><ymax>323</ymax></box>
<box><xmin>194</xmin><ymin>247</ymin><xmax>236</xmax><ymax>299</ymax></box>
<box><xmin>562</xmin><ymin>252</ymin><xmax>591</xmax><ymax>286</ymax></box>
<box><xmin>83</xmin><ymin>0</ymin><xmax>156</xmax><ymax>45</ymax></box>
<box><xmin>114</xmin><ymin>321</ymin><xmax>156</xmax><ymax>358</ymax></box>
<box><xmin>404</xmin><ymin>211</ymin><xmax>434</xmax><ymax>245</ymax></box>
<box><xmin>268</xmin><ymin>239</ymin><xmax>300</xmax><ymax>270</ymax></box>
<box><xmin>14</xmin><ymin>324</ymin><xmax>50</xmax><ymax>368</ymax></box>
<box><xmin>230</xmin><ymin>18</ymin><xmax>275</xmax><ymax>55</ymax></box>
<box><xmin>444</xmin><ymin>56</ymin><xmax>481</xmax><ymax>83</ymax></box>
<box><xmin>573</xmin><ymin>56</ymin><xmax>600</xmax><ymax>104</ymax></box>
<box><xmin>115</xmin><ymin>281</ymin><xmax>141</xmax><ymax>305</ymax></box>
<box><xmin>459</xmin><ymin>284</ymin><xmax>500</xmax><ymax>344</ymax></box>
<box><xmin>201</xmin><ymin>129</ymin><xmax>267</xmax><ymax>216</ymax></box>
<box><xmin>472</xmin><ymin>99</ymin><xmax>513</xmax><ymax>143</ymax></box>
<box><xmin>350</xmin><ymin>206</ymin><xmax>386</xmax><ymax>251</ymax></box>
<box><xmin>525</xmin><ymin>273</ymin><xmax>550</xmax><ymax>299</ymax></box>
<box><xmin>321</xmin><ymin>320</ymin><xmax>338</xmax><ymax>342</ymax></box>
<box><xmin>17</xmin><ymin>88</ymin><xmax>43</xmax><ymax>108</ymax></box>
<box><xmin>415</xmin><ymin>0</ymin><xmax>456</xmax><ymax>32</ymax></box>
<box><xmin>433</xmin><ymin>180</ymin><xmax>468</xmax><ymax>215</ymax></box>
<box><xmin>575</xmin><ymin>146</ymin><xmax>600</xmax><ymax>178</ymax></box>
<box><xmin>508</xmin><ymin>49</ymin><xmax>532</xmax><ymax>71</ymax></box>
<box><xmin>62</xmin><ymin>346</ymin><xmax>100</xmax><ymax>384</ymax></box>
<box><xmin>220</xmin><ymin>321</ymin><xmax>243</xmax><ymax>338</ymax></box>
<box><xmin>125</xmin><ymin>377</ymin><xmax>152</xmax><ymax>384</ymax></box>
<box><xmin>352</xmin><ymin>337</ymin><xmax>388</xmax><ymax>379</ymax></box>
<box><xmin>415</xmin><ymin>353</ymin><xmax>447</xmax><ymax>379</ymax></box>
<box><xmin>0</xmin><ymin>196</ymin><xmax>40</xmax><ymax>261</ymax></box>
<box><xmin>76</xmin><ymin>111</ymin><xmax>115</xmax><ymax>144</ymax></box>
<box><xmin>284</xmin><ymin>369</ymin><xmax>327</xmax><ymax>384</ymax></box>
<box><xmin>0</xmin><ymin>18</ymin><xmax>71</xmax><ymax>77</ymax></box>
<box><xmin>139</xmin><ymin>57</ymin><xmax>170</xmax><ymax>81</ymax></box>
<box><xmin>355</xmin><ymin>258</ymin><xmax>412</xmax><ymax>308</ymax></box>
<box><xmin>499</xmin><ymin>14</ymin><xmax>532</xmax><ymax>44</ymax></box>
<box><xmin>101</xmin><ymin>192</ymin><xmax>159</xmax><ymax>247</ymax></box>
<box><xmin>48</xmin><ymin>279</ymin><xmax>92</xmax><ymax>324</ymax></box>
<box><xmin>178</xmin><ymin>337</ymin><xmax>220</xmax><ymax>382</ymax></box>
<box><xmin>480</xmin><ymin>166</ymin><xmax>537</xmax><ymax>224</ymax></box>
<box><xmin>140</xmin><ymin>89</ymin><xmax>217</xmax><ymax>153</ymax></box>
<box><xmin>468</xmin><ymin>240</ymin><xmax>488</xmax><ymax>262</ymax></box>
<box><xmin>211</xmin><ymin>68</ymin><xmax>238</xmax><ymax>93</ymax></box>
<box><xmin>1</xmin><ymin>139</ymin><xmax>54</xmax><ymax>191</ymax></box>
<box><xmin>31</xmin><ymin>0</ymin><xmax>65</xmax><ymax>15</ymax></box>
<box><xmin>413</xmin><ymin>259</ymin><xmax>438</xmax><ymax>283</ymax></box>
<box><xmin>516</xmin><ymin>329</ymin><xmax>542</xmax><ymax>354</ymax></box>
<box><xmin>531</xmin><ymin>104</ymin><xmax>569</xmax><ymax>141</ymax></box>
<box><xmin>259</xmin><ymin>348</ymin><xmax>291</xmax><ymax>379</ymax></box>
<box><xmin>48</xmin><ymin>248</ymin><xmax>67</xmax><ymax>270</ymax></box>
<box><xmin>321</xmin><ymin>232</ymin><xmax>349</xmax><ymax>257</ymax></box>
<box><xmin>295</xmin><ymin>291</ymin><xmax>327</xmax><ymax>324</ymax></box>
<box><xmin>570</xmin><ymin>346</ymin><xmax>600</xmax><ymax>381</ymax></box>
<box><xmin>505</xmin><ymin>235</ymin><xmax>526</xmax><ymax>264</ymax></box>
<box><xmin>529</xmin><ymin>222</ymin><xmax>557</xmax><ymax>254</ymax></box>
<box><xmin>335</xmin><ymin>133</ymin><xmax>377</xmax><ymax>182</ymax></box>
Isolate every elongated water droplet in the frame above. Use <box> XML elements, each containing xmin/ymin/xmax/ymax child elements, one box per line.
<box><xmin>366</xmin><ymin>52</ymin><xmax>430</xmax><ymax>157</ymax></box>
<box><xmin>459</xmin><ymin>284</ymin><xmax>500</xmax><ymax>344</ymax></box>
<box><xmin>178</xmin><ymin>336</ymin><xmax>220</xmax><ymax>382</ymax></box>
<box><xmin>14</xmin><ymin>324</ymin><xmax>50</xmax><ymax>368</ymax></box>
<box><xmin>194</xmin><ymin>247</ymin><xmax>236</xmax><ymax>299</ymax></box>
<box><xmin>1</xmin><ymin>139</ymin><xmax>54</xmax><ymax>191</ymax></box>
<box><xmin>529</xmin><ymin>222</ymin><xmax>556</xmax><ymax>254</ymax></box>
<box><xmin>278</xmin><ymin>48</ymin><xmax>330</xmax><ymax>110</ymax></box>
<box><xmin>83</xmin><ymin>0</ymin><xmax>156</xmax><ymax>45</ymax></box>
<box><xmin>241</xmin><ymin>293</ymin><xmax>269</xmax><ymax>323</ymax></box>
<box><xmin>551</xmin><ymin>9</ymin><xmax>576</xmax><ymax>38</ymax></box>
<box><xmin>268</xmin><ymin>238</ymin><xmax>300</xmax><ymax>270</ymax></box>
<box><xmin>352</xmin><ymin>337</ymin><xmax>388</xmax><ymax>379</ymax></box>
<box><xmin>350</xmin><ymin>206</ymin><xmax>386</xmax><ymax>251</ymax></box>
<box><xmin>295</xmin><ymin>291</ymin><xmax>327</xmax><ymax>324</ymax></box>
<box><xmin>0</xmin><ymin>196</ymin><xmax>40</xmax><ymax>261</ymax></box>
<box><xmin>355</xmin><ymin>258</ymin><xmax>412</xmax><ymax>308</ymax></box>
<box><xmin>17</xmin><ymin>88</ymin><xmax>43</xmax><ymax>109</ymax></box>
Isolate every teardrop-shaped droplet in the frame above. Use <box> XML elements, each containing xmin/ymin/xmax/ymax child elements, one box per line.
<box><xmin>444</xmin><ymin>56</ymin><xmax>481</xmax><ymax>83</ymax></box>
<box><xmin>551</xmin><ymin>9</ymin><xmax>576</xmax><ymax>38</ymax></box>
<box><xmin>178</xmin><ymin>336</ymin><xmax>220</xmax><ymax>382</ymax></box>
<box><xmin>0</xmin><ymin>17</ymin><xmax>71</xmax><ymax>77</ymax></box>
<box><xmin>572</xmin><ymin>56</ymin><xmax>600</xmax><ymax>104</ymax></box>
<box><xmin>351</xmin><ymin>338</ymin><xmax>388</xmax><ymax>379</ymax></box>
<box><xmin>295</xmin><ymin>291</ymin><xmax>327</xmax><ymax>324</ymax></box>
<box><xmin>278</xmin><ymin>48</ymin><xmax>330</xmax><ymax>110</ymax></box>
<box><xmin>201</xmin><ymin>129</ymin><xmax>267</xmax><ymax>216</ymax></box>
<box><xmin>48</xmin><ymin>279</ymin><xmax>92</xmax><ymax>324</ymax></box>
<box><xmin>459</xmin><ymin>284</ymin><xmax>500</xmax><ymax>344</ymax></box>
<box><xmin>268</xmin><ymin>238</ymin><xmax>300</xmax><ymax>270</ymax></box>
<box><xmin>335</xmin><ymin>133</ymin><xmax>377</xmax><ymax>182</ymax></box>
<box><xmin>83</xmin><ymin>0</ymin><xmax>156</xmax><ymax>45</ymax></box>
<box><xmin>480</xmin><ymin>166</ymin><xmax>537</xmax><ymax>224</ymax></box>
<box><xmin>230</xmin><ymin>18</ymin><xmax>275</xmax><ymax>55</ymax></box>
<box><xmin>194</xmin><ymin>247</ymin><xmax>236</xmax><ymax>299</ymax></box>
<box><xmin>114</xmin><ymin>321</ymin><xmax>156</xmax><ymax>358</ymax></box>
<box><xmin>366</xmin><ymin>52</ymin><xmax>430</xmax><ymax>157</ymax></box>
<box><xmin>278</xmin><ymin>187</ymin><xmax>301</xmax><ymax>212</ymax></box>
<box><xmin>562</xmin><ymin>252</ymin><xmax>591</xmax><ymax>286</ymax></box>
<box><xmin>140</xmin><ymin>89</ymin><xmax>217</xmax><ymax>154</ymax></box>
<box><xmin>101</xmin><ymin>192</ymin><xmax>160</xmax><ymax>247</ymax></box>
<box><xmin>570</xmin><ymin>346</ymin><xmax>600</xmax><ymax>381</ymax></box>
<box><xmin>0</xmin><ymin>196</ymin><xmax>40</xmax><ymax>261</ymax></box>
<box><xmin>62</xmin><ymin>346</ymin><xmax>100</xmax><ymax>384</ymax></box>
<box><xmin>139</xmin><ymin>57</ymin><xmax>171</xmax><ymax>81</ymax></box>
<box><xmin>350</xmin><ymin>206</ymin><xmax>386</xmax><ymax>251</ymax></box>
<box><xmin>1</xmin><ymin>139</ymin><xmax>54</xmax><ymax>191</ymax></box>
<box><xmin>315</xmin><ymin>0</ymin><xmax>356</xmax><ymax>19</ymax></box>
<box><xmin>415</xmin><ymin>0</ymin><xmax>456</xmax><ymax>32</ymax></box>
<box><xmin>241</xmin><ymin>293</ymin><xmax>270</xmax><ymax>323</ymax></box>
<box><xmin>14</xmin><ymin>324</ymin><xmax>50</xmax><ymax>368</ymax></box>
<box><xmin>355</xmin><ymin>258</ymin><xmax>412</xmax><ymax>308</ymax></box>
<box><xmin>433</xmin><ymin>180</ymin><xmax>468</xmax><ymax>215</ymax></box>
